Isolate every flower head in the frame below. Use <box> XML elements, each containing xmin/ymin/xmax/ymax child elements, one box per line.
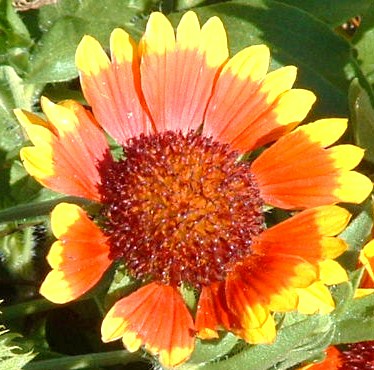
<box><xmin>300</xmin><ymin>342</ymin><xmax>374</xmax><ymax>369</ymax></box>
<box><xmin>15</xmin><ymin>11</ymin><xmax>372</xmax><ymax>368</ymax></box>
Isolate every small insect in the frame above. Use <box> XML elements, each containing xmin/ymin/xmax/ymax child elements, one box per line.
<box><xmin>339</xmin><ymin>16</ymin><xmax>362</xmax><ymax>38</ymax></box>
<box><xmin>12</xmin><ymin>0</ymin><xmax>58</xmax><ymax>11</ymax></box>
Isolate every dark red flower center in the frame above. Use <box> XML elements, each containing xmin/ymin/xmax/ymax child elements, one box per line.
<box><xmin>340</xmin><ymin>341</ymin><xmax>374</xmax><ymax>369</ymax></box>
<box><xmin>99</xmin><ymin>131</ymin><xmax>264</xmax><ymax>288</ymax></box>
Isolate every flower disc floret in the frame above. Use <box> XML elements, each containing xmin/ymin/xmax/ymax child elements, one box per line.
<box><xmin>100</xmin><ymin>130</ymin><xmax>264</xmax><ymax>288</ymax></box>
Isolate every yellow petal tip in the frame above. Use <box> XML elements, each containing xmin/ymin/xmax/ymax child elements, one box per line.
<box><xmin>76</xmin><ymin>35</ymin><xmax>110</xmax><ymax>75</ymax></box>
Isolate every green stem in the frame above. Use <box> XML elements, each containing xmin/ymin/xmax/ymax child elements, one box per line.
<box><xmin>1</xmin><ymin>298</ymin><xmax>57</xmax><ymax>321</ymax></box>
<box><xmin>23</xmin><ymin>350</ymin><xmax>145</xmax><ymax>370</ymax></box>
<box><xmin>0</xmin><ymin>196</ymin><xmax>88</xmax><ymax>223</ymax></box>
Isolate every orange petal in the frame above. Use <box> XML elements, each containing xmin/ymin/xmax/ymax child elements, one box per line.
<box><xmin>254</xmin><ymin>205</ymin><xmax>350</xmax><ymax>262</ymax></box>
<box><xmin>39</xmin><ymin>203</ymin><xmax>111</xmax><ymax>303</ymax></box>
<box><xmin>229</xmin><ymin>89</ymin><xmax>316</xmax><ymax>152</ymax></box>
<box><xmin>203</xmin><ymin>45</ymin><xmax>270</xmax><ymax>143</ymax></box>
<box><xmin>195</xmin><ymin>283</ymin><xmax>237</xmax><ymax>339</ymax></box>
<box><xmin>76</xmin><ymin>31</ymin><xmax>152</xmax><ymax>145</ymax></box>
<box><xmin>140</xmin><ymin>11</ymin><xmax>228</xmax><ymax>133</ymax></box>
<box><xmin>16</xmin><ymin>98</ymin><xmax>110</xmax><ymax>201</ymax></box>
<box><xmin>251</xmin><ymin>119</ymin><xmax>373</xmax><ymax>209</ymax></box>
<box><xmin>231</xmin><ymin>254</ymin><xmax>317</xmax><ymax>309</ymax></box>
<box><xmin>101</xmin><ymin>282</ymin><xmax>195</xmax><ymax>368</ymax></box>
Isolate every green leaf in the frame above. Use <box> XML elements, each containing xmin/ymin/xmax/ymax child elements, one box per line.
<box><xmin>275</xmin><ymin>0</ymin><xmax>372</xmax><ymax>27</ymax></box>
<box><xmin>349</xmin><ymin>78</ymin><xmax>374</xmax><ymax>164</ymax></box>
<box><xmin>180</xmin><ymin>333</ymin><xmax>239</xmax><ymax>369</ymax></box>
<box><xmin>338</xmin><ymin>199</ymin><xmax>373</xmax><ymax>270</ymax></box>
<box><xmin>332</xmin><ymin>293</ymin><xmax>374</xmax><ymax>344</ymax></box>
<box><xmin>0</xmin><ymin>66</ymin><xmax>42</xmax><ymax>210</ymax></box>
<box><xmin>190</xmin><ymin>314</ymin><xmax>333</xmax><ymax>370</ymax></box>
<box><xmin>352</xmin><ymin>2</ymin><xmax>374</xmax><ymax>84</ymax></box>
<box><xmin>0</xmin><ymin>66</ymin><xmax>36</xmax><ymax>152</ymax></box>
<box><xmin>331</xmin><ymin>270</ymin><xmax>364</xmax><ymax>318</ymax></box>
<box><xmin>0</xmin><ymin>0</ymin><xmax>33</xmax><ymax>72</ymax></box>
<box><xmin>104</xmin><ymin>266</ymin><xmax>140</xmax><ymax>309</ymax></box>
<box><xmin>26</xmin><ymin>0</ymin><xmax>149</xmax><ymax>83</ymax></box>
<box><xmin>26</xmin><ymin>17</ymin><xmax>86</xmax><ymax>83</ymax></box>
<box><xmin>187</xmin><ymin>0</ymin><xmax>356</xmax><ymax>117</ymax></box>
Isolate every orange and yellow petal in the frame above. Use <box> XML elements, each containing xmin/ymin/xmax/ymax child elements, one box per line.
<box><xmin>195</xmin><ymin>283</ymin><xmax>237</xmax><ymax>339</ymax></box>
<box><xmin>203</xmin><ymin>51</ymin><xmax>316</xmax><ymax>152</ymax></box>
<box><xmin>359</xmin><ymin>240</ymin><xmax>374</xmax><ymax>284</ymax></box>
<box><xmin>16</xmin><ymin>98</ymin><xmax>109</xmax><ymax>201</ymax></box>
<box><xmin>222</xmin><ymin>206</ymin><xmax>351</xmax><ymax>325</ymax></box>
<box><xmin>251</xmin><ymin>119</ymin><xmax>373</xmax><ymax>209</ymax></box>
<box><xmin>76</xmin><ymin>30</ymin><xmax>152</xmax><ymax>145</ymax></box>
<box><xmin>227</xmin><ymin>257</ymin><xmax>307</xmax><ymax>339</ymax></box>
<box><xmin>101</xmin><ymin>282</ymin><xmax>195</xmax><ymax>368</ymax></box>
<box><xmin>140</xmin><ymin>11</ymin><xmax>228</xmax><ymax>133</ymax></box>
<box><xmin>254</xmin><ymin>205</ymin><xmax>350</xmax><ymax>263</ymax></box>
<box><xmin>40</xmin><ymin>203</ymin><xmax>111</xmax><ymax>303</ymax></box>
<box><xmin>225</xmin><ymin>276</ymin><xmax>276</xmax><ymax>343</ymax></box>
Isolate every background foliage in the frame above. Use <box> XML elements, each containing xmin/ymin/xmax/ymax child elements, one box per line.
<box><xmin>1</xmin><ymin>0</ymin><xmax>374</xmax><ymax>369</ymax></box>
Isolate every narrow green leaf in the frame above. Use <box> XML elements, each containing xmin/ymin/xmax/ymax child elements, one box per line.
<box><xmin>1</xmin><ymin>299</ymin><xmax>56</xmax><ymax>321</ymax></box>
<box><xmin>23</xmin><ymin>350</ymin><xmax>143</xmax><ymax>370</ymax></box>
<box><xmin>0</xmin><ymin>196</ymin><xmax>88</xmax><ymax>223</ymax></box>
